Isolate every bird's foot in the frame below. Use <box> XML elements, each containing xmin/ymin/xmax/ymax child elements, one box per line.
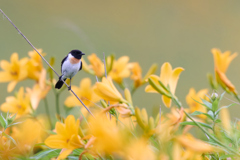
<box><xmin>68</xmin><ymin>86</ymin><xmax>71</xmax><ymax>91</ymax></box>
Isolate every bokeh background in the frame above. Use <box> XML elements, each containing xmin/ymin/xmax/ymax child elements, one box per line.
<box><xmin>1</xmin><ymin>0</ymin><xmax>240</xmax><ymax>117</ymax></box>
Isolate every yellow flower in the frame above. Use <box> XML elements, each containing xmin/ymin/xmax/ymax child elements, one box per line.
<box><xmin>125</xmin><ymin>138</ymin><xmax>156</xmax><ymax>160</ymax></box>
<box><xmin>65</xmin><ymin>78</ymin><xmax>100</xmax><ymax>108</ymax></box>
<box><xmin>94</xmin><ymin>77</ymin><xmax>126</xmax><ymax>102</ymax></box>
<box><xmin>1</xmin><ymin>87</ymin><xmax>32</xmax><ymax>117</ymax></box>
<box><xmin>26</xmin><ymin>69</ymin><xmax>51</xmax><ymax>110</ymax></box>
<box><xmin>44</xmin><ymin>115</ymin><xmax>84</xmax><ymax>160</ymax></box>
<box><xmin>88</xmin><ymin>53</ymin><xmax>105</xmax><ymax>77</ymax></box>
<box><xmin>0</xmin><ymin>53</ymin><xmax>28</xmax><ymax>92</ymax></box>
<box><xmin>172</xmin><ymin>142</ymin><xmax>206</xmax><ymax>160</ymax></box>
<box><xmin>186</xmin><ymin>88</ymin><xmax>208</xmax><ymax>119</ymax></box>
<box><xmin>129</xmin><ymin>63</ymin><xmax>157</xmax><ymax>88</ymax></box>
<box><xmin>11</xmin><ymin>116</ymin><xmax>49</xmax><ymax>153</ymax></box>
<box><xmin>129</xmin><ymin>62</ymin><xmax>142</xmax><ymax>87</ymax></box>
<box><xmin>0</xmin><ymin>134</ymin><xmax>16</xmax><ymax>159</ymax></box>
<box><xmin>219</xmin><ymin>108</ymin><xmax>231</xmax><ymax>132</ymax></box>
<box><xmin>145</xmin><ymin>62</ymin><xmax>184</xmax><ymax>107</ymax></box>
<box><xmin>175</xmin><ymin>134</ymin><xmax>215</xmax><ymax>153</ymax></box>
<box><xmin>102</xmin><ymin>103</ymin><xmax>132</xmax><ymax>118</ymax></box>
<box><xmin>212</xmin><ymin>48</ymin><xmax>237</xmax><ymax>94</ymax></box>
<box><xmin>108</xmin><ymin>56</ymin><xmax>131</xmax><ymax>83</ymax></box>
<box><xmin>88</xmin><ymin>114</ymin><xmax>127</xmax><ymax>154</ymax></box>
<box><xmin>27</xmin><ymin>49</ymin><xmax>45</xmax><ymax>80</ymax></box>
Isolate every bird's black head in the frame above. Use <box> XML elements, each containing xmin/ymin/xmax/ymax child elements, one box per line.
<box><xmin>70</xmin><ymin>50</ymin><xmax>85</xmax><ymax>59</ymax></box>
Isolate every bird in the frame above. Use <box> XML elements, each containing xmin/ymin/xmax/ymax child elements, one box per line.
<box><xmin>55</xmin><ymin>49</ymin><xmax>85</xmax><ymax>90</ymax></box>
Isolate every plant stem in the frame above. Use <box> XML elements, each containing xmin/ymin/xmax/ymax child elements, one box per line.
<box><xmin>172</xmin><ymin>96</ymin><xmax>240</xmax><ymax>156</ymax></box>
<box><xmin>44</xmin><ymin>98</ymin><xmax>53</xmax><ymax>128</ymax></box>
<box><xmin>56</xmin><ymin>93</ymin><xmax>60</xmax><ymax>116</ymax></box>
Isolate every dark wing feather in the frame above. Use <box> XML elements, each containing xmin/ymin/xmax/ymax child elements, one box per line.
<box><xmin>61</xmin><ymin>55</ymin><xmax>68</xmax><ymax>73</ymax></box>
<box><xmin>79</xmin><ymin>61</ymin><xmax>82</xmax><ymax>71</ymax></box>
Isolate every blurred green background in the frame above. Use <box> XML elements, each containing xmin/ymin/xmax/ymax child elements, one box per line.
<box><xmin>1</xmin><ymin>0</ymin><xmax>240</xmax><ymax>117</ymax></box>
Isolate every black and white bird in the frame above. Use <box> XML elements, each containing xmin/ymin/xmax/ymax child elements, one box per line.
<box><xmin>55</xmin><ymin>49</ymin><xmax>85</xmax><ymax>90</ymax></box>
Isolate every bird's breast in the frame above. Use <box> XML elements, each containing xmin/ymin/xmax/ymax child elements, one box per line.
<box><xmin>69</xmin><ymin>57</ymin><xmax>81</xmax><ymax>64</ymax></box>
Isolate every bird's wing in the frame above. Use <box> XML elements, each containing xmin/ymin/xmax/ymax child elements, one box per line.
<box><xmin>79</xmin><ymin>61</ymin><xmax>82</xmax><ymax>71</ymax></box>
<box><xmin>61</xmin><ymin>55</ymin><xmax>68</xmax><ymax>73</ymax></box>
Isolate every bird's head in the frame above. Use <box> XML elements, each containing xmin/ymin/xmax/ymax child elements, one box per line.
<box><xmin>70</xmin><ymin>50</ymin><xmax>85</xmax><ymax>59</ymax></box>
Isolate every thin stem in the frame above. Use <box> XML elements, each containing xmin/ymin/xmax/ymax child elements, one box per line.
<box><xmin>103</xmin><ymin>52</ymin><xmax>108</xmax><ymax>78</ymax></box>
<box><xmin>172</xmin><ymin>96</ymin><xmax>240</xmax><ymax>156</ymax></box>
<box><xmin>78</xmin><ymin>107</ymin><xmax>90</xmax><ymax>127</ymax></box>
<box><xmin>0</xmin><ymin>9</ymin><xmax>94</xmax><ymax>118</ymax></box>
<box><xmin>103</xmin><ymin>52</ymin><xmax>111</xmax><ymax>119</ymax></box>
<box><xmin>43</xmin><ymin>98</ymin><xmax>53</xmax><ymax>128</ymax></box>
<box><xmin>56</xmin><ymin>93</ymin><xmax>60</xmax><ymax>116</ymax></box>
<box><xmin>131</xmin><ymin>86</ymin><xmax>137</xmax><ymax>95</ymax></box>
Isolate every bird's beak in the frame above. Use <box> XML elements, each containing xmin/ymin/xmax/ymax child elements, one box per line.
<box><xmin>81</xmin><ymin>53</ymin><xmax>85</xmax><ymax>55</ymax></box>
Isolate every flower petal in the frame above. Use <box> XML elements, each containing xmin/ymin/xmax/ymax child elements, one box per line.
<box><xmin>0</xmin><ymin>60</ymin><xmax>10</xmax><ymax>71</ymax></box>
<box><xmin>0</xmin><ymin>71</ymin><xmax>13</xmax><ymax>82</ymax></box>
<box><xmin>159</xmin><ymin>62</ymin><xmax>172</xmax><ymax>85</ymax></box>
<box><xmin>44</xmin><ymin>135</ymin><xmax>67</xmax><ymax>149</ymax></box>
<box><xmin>10</xmin><ymin>53</ymin><xmax>19</xmax><ymax>63</ymax></box>
<box><xmin>162</xmin><ymin>95</ymin><xmax>172</xmax><ymax>108</ymax></box>
<box><xmin>56</xmin><ymin>122</ymin><xmax>67</xmax><ymax>136</ymax></box>
<box><xmin>64</xmin><ymin>96</ymin><xmax>78</xmax><ymax>107</ymax></box>
<box><xmin>145</xmin><ymin>85</ymin><xmax>158</xmax><ymax>93</ymax></box>
<box><xmin>7</xmin><ymin>81</ymin><xmax>17</xmax><ymax>92</ymax></box>
<box><xmin>65</xmin><ymin>115</ymin><xmax>79</xmax><ymax>136</ymax></box>
<box><xmin>57</xmin><ymin>149</ymin><xmax>73</xmax><ymax>160</ymax></box>
<box><xmin>169</xmin><ymin>67</ymin><xmax>184</xmax><ymax>94</ymax></box>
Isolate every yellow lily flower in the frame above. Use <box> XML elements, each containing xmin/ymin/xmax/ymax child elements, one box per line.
<box><xmin>0</xmin><ymin>133</ymin><xmax>17</xmax><ymax>159</ymax></box>
<box><xmin>88</xmin><ymin>114</ymin><xmax>127</xmax><ymax>154</ymax></box>
<box><xmin>45</xmin><ymin>115</ymin><xmax>84</xmax><ymax>160</ymax></box>
<box><xmin>172</xmin><ymin>142</ymin><xmax>208</xmax><ymax>160</ymax></box>
<box><xmin>186</xmin><ymin>88</ymin><xmax>209</xmax><ymax>119</ymax></box>
<box><xmin>129</xmin><ymin>62</ymin><xmax>142</xmax><ymax>87</ymax></box>
<box><xmin>11</xmin><ymin>116</ymin><xmax>49</xmax><ymax>153</ymax></box>
<box><xmin>145</xmin><ymin>62</ymin><xmax>184</xmax><ymax>107</ymax></box>
<box><xmin>125</xmin><ymin>138</ymin><xmax>156</xmax><ymax>160</ymax></box>
<box><xmin>129</xmin><ymin>63</ymin><xmax>157</xmax><ymax>88</ymax></box>
<box><xmin>88</xmin><ymin>53</ymin><xmax>105</xmax><ymax>77</ymax></box>
<box><xmin>175</xmin><ymin>133</ymin><xmax>215</xmax><ymax>153</ymax></box>
<box><xmin>27</xmin><ymin>49</ymin><xmax>45</xmax><ymax>80</ymax></box>
<box><xmin>212</xmin><ymin>48</ymin><xmax>237</xmax><ymax>94</ymax></box>
<box><xmin>26</xmin><ymin>69</ymin><xmax>51</xmax><ymax>110</ymax></box>
<box><xmin>0</xmin><ymin>53</ymin><xmax>28</xmax><ymax>92</ymax></box>
<box><xmin>65</xmin><ymin>78</ymin><xmax>100</xmax><ymax>108</ymax></box>
<box><xmin>94</xmin><ymin>77</ymin><xmax>126</xmax><ymax>102</ymax></box>
<box><xmin>219</xmin><ymin>108</ymin><xmax>231</xmax><ymax>132</ymax></box>
<box><xmin>108</xmin><ymin>56</ymin><xmax>131</xmax><ymax>83</ymax></box>
<box><xmin>1</xmin><ymin>87</ymin><xmax>32</xmax><ymax>117</ymax></box>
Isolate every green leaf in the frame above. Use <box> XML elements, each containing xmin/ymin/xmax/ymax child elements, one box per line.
<box><xmin>216</xmin><ymin>103</ymin><xmax>236</xmax><ymax>115</ymax></box>
<box><xmin>148</xmin><ymin>78</ymin><xmax>171</xmax><ymax>98</ymax></box>
<box><xmin>220</xmin><ymin>154</ymin><xmax>234</xmax><ymax>160</ymax></box>
<box><xmin>0</xmin><ymin>114</ymin><xmax>8</xmax><ymax>129</ymax></box>
<box><xmin>29</xmin><ymin>149</ymin><xmax>61</xmax><ymax>159</ymax></box>
<box><xmin>180</xmin><ymin>121</ymin><xmax>212</xmax><ymax>130</ymax></box>
<box><xmin>201</xmin><ymin>98</ymin><xmax>212</xmax><ymax>110</ymax></box>
<box><xmin>212</xmin><ymin>99</ymin><xmax>219</xmax><ymax>112</ymax></box>
<box><xmin>7</xmin><ymin>121</ymin><xmax>23</xmax><ymax>127</ymax></box>
<box><xmin>207</xmin><ymin>110</ymin><xmax>214</xmax><ymax>119</ymax></box>
<box><xmin>219</xmin><ymin>92</ymin><xmax>226</xmax><ymax>101</ymax></box>
<box><xmin>67</xmin><ymin>156</ymin><xmax>79</xmax><ymax>160</ymax></box>
<box><xmin>71</xmin><ymin>149</ymin><xmax>84</xmax><ymax>156</ymax></box>
<box><xmin>191</xmin><ymin>98</ymin><xmax>211</xmax><ymax>110</ymax></box>
<box><xmin>190</xmin><ymin>111</ymin><xmax>214</xmax><ymax>120</ymax></box>
<box><xmin>2</xmin><ymin>132</ymin><xmax>17</xmax><ymax>145</ymax></box>
<box><xmin>215</xmin><ymin>119</ymin><xmax>221</xmax><ymax>123</ymax></box>
<box><xmin>34</xmin><ymin>143</ymin><xmax>45</xmax><ymax>147</ymax></box>
<box><xmin>7</xmin><ymin>113</ymin><xmax>17</xmax><ymax>125</ymax></box>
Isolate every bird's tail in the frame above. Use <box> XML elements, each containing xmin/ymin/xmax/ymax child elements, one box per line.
<box><xmin>55</xmin><ymin>76</ymin><xmax>66</xmax><ymax>89</ymax></box>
